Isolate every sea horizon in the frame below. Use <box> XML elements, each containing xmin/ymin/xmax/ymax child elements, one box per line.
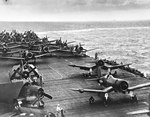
<box><xmin>0</xmin><ymin>20</ymin><xmax>150</xmax><ymax>32</ymax></box>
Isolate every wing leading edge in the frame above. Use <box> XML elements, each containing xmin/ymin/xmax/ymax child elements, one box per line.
<box><xmin>128</xmin><ymin>82</ymin><xmax>150</xmax><ymax>91</ymax></box>
<box><xmin>71</xmin><ymin>86</ymin><xmax>113</xmax><ymax>93</ymax></box>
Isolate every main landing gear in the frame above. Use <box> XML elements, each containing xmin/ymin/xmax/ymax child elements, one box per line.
<box><xmin>103</xmin><ymin>93</ymin><xmax>109</xmax><ymax>107</ymax></box>
<box><xmin>89</xmin><ymin>96</ymin><xmax>95</xmax><ymax>104</ymax></box>
<box><xmin>129</xmin><ymin>91</ymin><xmax>138</xmax><ymax>103</ymax></box>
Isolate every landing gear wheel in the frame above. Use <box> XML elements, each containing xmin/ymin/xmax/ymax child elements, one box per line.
<box><xmin>131</xmin><ymin>95</ymin><xmax>138</xmax><ymax>103</ymax></box>
<box><xmin>89</xmin><ymin>96</ymin><xmax>95</xmax><ymax>104</ymax></box>
<box><xmin>39</xmin><ymin>100</ymin><xmax>44</xmax><ymax>108</ymax></box>
<box><xmin>13</xmin><ymin>99</ymin><xmax>19</xmax><ymax>109</ymax></box>
<box><xmin>103</xmin><ymin>99</ymin><xmax>108</xmax><ymax>107</ymax></box>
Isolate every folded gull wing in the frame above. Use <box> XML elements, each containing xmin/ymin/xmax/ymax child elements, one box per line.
<box><xmin>32</xmin><ymin>49</ymin><xmax>57</xmax><ymax>54</ymax></box>
<box><xmin>105</xmin><ymin>63</ymin><xmax>131</xmax><ymax>70</ymax></box>
<box><xmin>127</xmin><ymin>109</ymin><xmax>150</xmax><ymax>115</ymax></box>
<box><xmin>35</xmin><ymin>53</ymin><xmax>50</xmax><ymax>58</ymax></box>
<box><xmin>0</xmin><ymin>56</ymin><xmax>24</xmax><ymax>60</ymax></box>
<box><xmin>7</xmin><ymin>51</ymin><xmax>20</xmax><ymax>54</ymax></box>
<box><xmin>8</xmin><ymin>45</ymin><xmax>22</xmax><ymax>49</ymax></box>
<box><xmin>128</xmin><ymin>82</ymin><xmax>150</xmax><ymax>91</ymax></box>
<box><xmin>85</xmin><ymin>61</ymin><xmax>131</xmax><ymax>70</ymax></box>
<box><xmin>58</xmin><ymin>50</ymin><xmax>70</xmax><ymax>52</ymax></box>
<box><xmin>68</xmin><ymin>64</ymin><xmax>93</xmax><ymax>71</ymax></box>
<box><xmin>71</xmin><ymin>86</ymin><xmax>113</xmax><ymax>93</ymax></box>
<box><xmin>0</xmin><ymin>51</ymin><xmax>19</xmax><ymax>55</ymax></box>
<box><xmin>31</xmin><ymin>51</ymin><xmax>41</xmax><ymax>53</ymax></box>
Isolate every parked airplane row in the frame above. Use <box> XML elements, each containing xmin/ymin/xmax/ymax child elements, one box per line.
<box><xmin>0</xmin><ymin>38</ymin><xmax>97</xmax><ymax>63</ymax></box>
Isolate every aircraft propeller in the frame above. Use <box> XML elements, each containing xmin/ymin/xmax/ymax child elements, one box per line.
<box><xmin>37</xmin><ymin>88</ymin><xmax>53</xmax><ymax>99</ymax></box>
<box><xmin>10</xmin><ymin>62</ymin><xmax>37</xmax><ymax>80</ymax></box>
<box><xmin>21</xmin><ymin>65</ymin><xmax>37</xmax><ymax>79</ymax></box>
<box><xmin>31</xmin><ymin>88</ymin><xmax>53</xmax><ymax>106</ymax></box>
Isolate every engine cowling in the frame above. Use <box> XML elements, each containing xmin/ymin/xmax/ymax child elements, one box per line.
<box><xmin>43</xmin><ymin>46</ymin><xmax>49</xmax><ymax>52</ymax></box>
<box><xmin>104</xmin><ymin>75</ymin><xmax>128</xmax><ymax>92</ymax></box>
<box><xmin>27</xmin><ymin>52</ymin><xmax>34</xmax><ymax>59</ymax></box>
<box><xmin>19</xmin><ymin>85</ymin><xmax>44</xmax><ymax>101</ymax></box>
<box><xmin>3</xmin><ymin>48</ymin><xmax>8</xmax><ymax>53</ymax></box>
<box><xmin>79</xmin><ymin>89</ymin><xmax>84</xmax><ymax>93</ymax></box>
<box><xmin>22</xmin><ymin>71</ymin><xmax>29</xmax><ymax>79</ymax></box>
<box><xmin>114</xmin><ymin>80</ymin><xmax>128</xmax><ymax>92</ymax></box>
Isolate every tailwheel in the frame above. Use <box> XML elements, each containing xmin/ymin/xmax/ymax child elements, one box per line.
<box><xmin>103</xmin><ymin>99</ymin><xmax>108</xmax><ymax>107</ymax></box>
<box><xmin>89</xmin><ymin>96</ymin><xmax>95</xmax><ymax>104</ymax></box>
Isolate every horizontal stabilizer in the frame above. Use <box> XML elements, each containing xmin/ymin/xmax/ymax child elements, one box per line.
<box><xmin>85</xmin><ymin>60</ymin><xmax>98</xmax><ymax>63</ymax></box>
<box><xmin>105</xmin><ymin>63</ymin><xmax>132</xmax><ymax>70</ymax></box>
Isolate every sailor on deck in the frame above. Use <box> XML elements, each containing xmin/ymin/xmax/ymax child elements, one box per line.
<box><xmin>56</xmin><ymin>104</ymin><xmax>65</xmax><ymax>117</ymax></box>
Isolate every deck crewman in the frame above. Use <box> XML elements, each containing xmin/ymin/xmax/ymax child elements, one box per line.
<box><xmin>56</xmin><ymin>104</ymin><xmax>65</xmax><ymax>117</ymax></box>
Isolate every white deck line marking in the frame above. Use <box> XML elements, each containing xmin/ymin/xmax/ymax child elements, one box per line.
<box><xmin>48</xmin><ymin>65</ymin><xmax>63</xmax><ymax>79</ymax></box>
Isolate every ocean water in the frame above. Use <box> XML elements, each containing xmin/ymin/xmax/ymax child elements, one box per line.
<box><xmin>0</xmin><ymin>21</ymin><xmax>150</xmax><ymax>74</ymax></box>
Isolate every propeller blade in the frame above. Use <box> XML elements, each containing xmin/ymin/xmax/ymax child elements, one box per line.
<box><xmin>31</xmin><ymin>97</ymin><xmax>39</xmax><ymax>106</ymax></box>
<box><xmin>10</xmin><ymin>68</ymin><xmax>19</xmax><ymax>80</ymax></box>
<box><xmin>43</xmin><ymin>93</ymin><xmax>53</xmax><ymax>99</ymax></box>
<box><xmin>28</xmin><ymin>66</ymin><xmax>36</xmax><ymax>74</ymax></box>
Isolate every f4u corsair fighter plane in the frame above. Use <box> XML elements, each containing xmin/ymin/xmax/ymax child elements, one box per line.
<box><xmin>69</xmin><ymin>59</ymin><xmax>131</xmax><ymax>77</ymax></box>
<box><xmin>0</xmin><ymin>50</ymin><xmax>51</xmax><ymax>62</ymax></box>
<box><xmin>71</xmin><ymin>70</ymin><xmax>150</xmax><ymax>106</ymax></box>
<box><xmin>0</xmin><ymin>42</ymin><xmax>21</xmax><ymax>56</ymax></box>
<box><xmin>0</xmin><ymin>81</ymin><xmax>52</xmax><ymax>109</ymax></box>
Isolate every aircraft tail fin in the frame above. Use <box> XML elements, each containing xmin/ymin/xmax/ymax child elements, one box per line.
<box><xmin>97</xmin><ymin>66</ymin><xmax>102</xmax><ymax>78</ymax></box>
<box><xmin>95</xmin><ymin>52</ymin><xmax>98</xmax><ymax>60</ymax></box>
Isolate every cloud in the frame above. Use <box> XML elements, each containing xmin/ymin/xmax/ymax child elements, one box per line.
<box><xmin>0</xmin><ymin>0</ymin><xmax>150</xmax><ymax>21</ymax></box>
<box><xmin>92</xmin><ymin>0</ymin><xmax>150</xmax><ymax>9</ymax></box>
<box><xmin>1</xmin><ymin>0</ymin><xmax>150</xmax><ymax>13</ymax></box>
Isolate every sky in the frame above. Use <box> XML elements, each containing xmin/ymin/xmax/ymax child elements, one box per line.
<box><xmin>0</xmin><ymin>0</ymin><xmax>150</xmax><ymax>21</ymax></box>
